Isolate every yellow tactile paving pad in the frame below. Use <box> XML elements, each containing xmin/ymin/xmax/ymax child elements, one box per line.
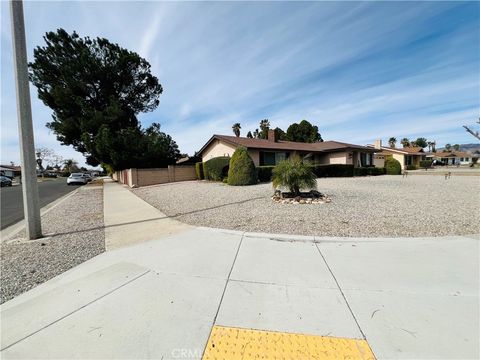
<box><xmin>202</xmin><ymin>326</ymin><xmax>375</xmax><ymax>360</ymax></box>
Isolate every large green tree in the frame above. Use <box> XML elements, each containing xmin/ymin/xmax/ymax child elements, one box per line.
<box><xmin>286</xmin><ymin>120</ymin><xmax>323</xmax><ymax>143</ymax></box>
<box><xmin>95</xmin><ymin>123</ymin><xmax>179</xmax><ymax>170</ymax></box>
<box><xmin>29</xmin><ymin>29</ymin><xmax>168</xmax><ymax>167</ymax></box>
<box><xmin>414</xmin><ymin>137</ymin><xmax>428</xmax><ymax>148</ymax></box>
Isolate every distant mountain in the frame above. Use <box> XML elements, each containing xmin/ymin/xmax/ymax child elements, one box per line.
<box><xmin>438</xmin><ymin>143</ymin><xmax>480</xmax><ymax>153</ymax></box>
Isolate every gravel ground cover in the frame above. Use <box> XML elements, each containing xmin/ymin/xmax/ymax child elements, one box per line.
<box><xmin>133</xmin><ymin>175</ymin><xmax>479</xmax><ymax>238</ymax></box>
<box><xmin>0</xmin><ymin>184</ymin><xmax>105</xmax><ymax>304</ymax></box>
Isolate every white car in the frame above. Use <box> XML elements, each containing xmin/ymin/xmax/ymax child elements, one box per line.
<box><xmin>67</xmin><ymin>173</ymin><xmax>88</xmax><ymax>185</ymax></box>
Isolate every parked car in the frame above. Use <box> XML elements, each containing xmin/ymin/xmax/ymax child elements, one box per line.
<box><xmin>83</xmin><ymin>173</ymin><xmax>93</xmax><ymax>182</ymax></box>
<box><xmin>67</xmin><ymin>173</ymin><xmax>88</xmax><ymax>185</ymax></box>
<box><xmin>0</xmin><ymin>176</ymin><xmax>13</xmax><ymax>187</ymax></box>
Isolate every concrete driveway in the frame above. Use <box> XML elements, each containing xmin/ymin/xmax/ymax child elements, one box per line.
<box><xmin>1</xmin><ymin>228</ymin><xmax>477</xmax><ymax>359</ymax></box>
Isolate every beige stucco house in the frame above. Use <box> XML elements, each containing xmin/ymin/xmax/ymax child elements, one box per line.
<box><xmin>430</xmin><ymin>151</ymin><xmax>478</xmax><ymax>166</ymax></box>
<box><xmin>369</xmin><ymin>140</ymin><xmax>426</xmax><ymax>169</ymax></box>
<box><xmin>198</xmin><ymin>130</ymin><xmax>376</xmax><ymax>167</ymax></box>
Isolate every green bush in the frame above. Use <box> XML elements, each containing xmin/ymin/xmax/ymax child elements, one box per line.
<box><xmin>308</xmin><ymin>164</ymin><xmax>354</xmax><ymax>177</ymax></box>
<box><xmin>227</xmin><ymin>147</ymin><xmax>257</xmax><ymax>186</ymax></box>
<box><xmin>203</xmin><ymin>156</ymin><xmax>230</xmax><ymax>181</ymax></box>
<box><xmin>385</xmin><ymin>157</ymin><xmax>402</xmax><ymax>175</ymax></box>
<box><xmin>257</xmin><ymin>166</ymin><xmax>275</xmax><ymax>182</ymax></box>
<box><xmin>406</xmin><ymin>165</ymin><xmax>417</xmax><ymax>171</ymax></box>
<box><xmin>420</xmin><ymin>160</ymin><xmax>432</xmax><ymax>169</ymax></box>
<box><xmin>272</xmin><ymin>155</ymin><xmax>317</xmax><ymax>195</ymax></box>
<box><xmin>353</xmin><ymin>167</ymin><xmax>386</xmax><ymax>176</ymax></box>
<box><xmin>195</xmin><ymin>162</ymin><xmax>204</xmax><ymax>180</ymax></box>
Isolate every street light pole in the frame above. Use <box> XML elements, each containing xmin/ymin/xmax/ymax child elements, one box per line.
<box><xmin>10</xmin><ymin>0</ymin><xmax>42</xmax><ymax>239</ymax></box>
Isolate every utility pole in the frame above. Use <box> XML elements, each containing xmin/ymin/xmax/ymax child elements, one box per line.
<box><xmin>10</xmin><ymin>0</ymin><xmax>42</xmax><ymax>239</ymax></box>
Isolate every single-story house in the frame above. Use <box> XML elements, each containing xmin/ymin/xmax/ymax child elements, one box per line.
<box><xmin>0</xmin><ymin>165</ymin><xmax>21</xmax><ymax>179</ymax></box>
<box><xmin>430</xmin><ymin>151</ymin><xmax>478</xmax><ymax>165</ymax></box>
<box><xmin>368</xmin><ymin>140</ymin><xmax>426</xmax><ymax>170</ymax></box>
<box><xmin>197</xmin><ymin>130</ymin><xmax>376</xmax><ymax>167</ymax></box>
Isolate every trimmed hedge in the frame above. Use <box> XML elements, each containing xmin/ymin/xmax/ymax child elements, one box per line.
<box><xmin>385</xmin><ymin>157</ymin><xmax>402</xmax><ymax>175</ymax></box>
<box><xmin>203</xmin><ymin>157</ymin><xmax>230</xmax><ymax>181</ymax></box>
<box><xmin>227</xmin><ymin>147</ymin><xmax>257</xmax><ymax>186</ymax></box>
<box><xmin>406</xmin><ymin>165</ymin><xmax>417</xmax><ymax>171</ymax></box>
<box><xmin>308</xmin><ymin>164</ymin><xmax>354</xmax><ymax>177</ymax></box>
<box><xmin>420</xmin><ymin>160</ymin><xmax>432</xmax><ymax>169</ymax></box>
<box><xmin>353</xmin><ymin>167</ymin><xmax>386</xmax><ymax>176</ymax></box>
<box><xmin>257</xmin><ymin>166</ymin><xmax>275</xmax><ymax>182</ymax></box>
<box><xmin>195</xmin><ymin>162</ymin><xmax>204</xmax><ymax>180</ymax></box>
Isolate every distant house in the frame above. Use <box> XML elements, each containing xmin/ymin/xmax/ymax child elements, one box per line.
<box><xmin>0</xmin><ymin>165</ymin><xmax>21</xmax><ymax>179</ymax></box>
<box><xmin>368</xmin><ymin>140</ymin><xmax>426</xmax><ymax>170</ymax></box>
<box><xmin>431</xmin><ymin>151</ymin><xmax>478</xmax><ymax>165</ymax></box>
<box><xmin>197</xmin><ymin>130</ymin><xmax>376</xmax><ymax>167</ymax></box>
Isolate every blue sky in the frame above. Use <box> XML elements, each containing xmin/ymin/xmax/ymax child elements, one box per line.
<box><xmin>1</xmin><ymin>1</ymin><xmax>479</xmax><ymax>167</ymax></box>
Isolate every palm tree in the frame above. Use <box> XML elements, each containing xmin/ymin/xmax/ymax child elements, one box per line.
<box><xmin>388</xmin><ymin>137</ymin><xmax>397</xmax><ymax>148</ymax></box>
<box><xmin>400</xmin><ymin>138</ymin><xmax>410</xmax><ymax>148</ymax></box>
<box><xmin>444</xmin><ymin>143</ymin><xmax>452</xmax><ymax>151</ymax></box>
<box><xmin>63</xmin><ymin>159</ymin><xmax>78</xmax><ymax>173</ymax></box>
<box><xmin>453</xmin><ymin>144</ymin><xmax>460</xmax><ymax>151</ymax></box>
<box><xmin>272</xmin><ymin>155</ymin><xmax>317</xmax><ymax>196</ymax></box>
<box><xmin>232</xmin><ymin>123</ymin><xmax>241</xmax><ymax>137</ymax></box>
<box><xmin>427</xmin><ymin>141</ymin><xmax>433</xmax><ymax>152</ymax></box>
<box><xmin>259</xmin><ymin>119</ymin><xmax>270</xmax><ymax>139</ymax></box>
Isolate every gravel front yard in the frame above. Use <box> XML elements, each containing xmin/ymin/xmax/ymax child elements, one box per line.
<box><xmin>133</xmin><ymin>175</ymin><xmax>479</xmax><ymax>238</ymax></box>
<box><xmin>0</xmin><ymin>185</ymin><xmax>105</xmax><ymax>304</ymax></box>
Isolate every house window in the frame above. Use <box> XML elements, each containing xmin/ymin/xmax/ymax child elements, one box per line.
<box><xmin>359</xmin><ymin>153</ymin><xmax>371</xmax><ymax>167</ymax></box>
<box><xmin>405</xmin><ymin>156</ymin><xmax>414</xmax><ymax>166</ymax></box>
<box><xmin>260</xmin><ymin>151</ymin><xmax>289</xmax><ymax>166</ymax></box>
<box><xmin>466</xmin><ymin>158</ymin><xmax>469</xmax><ymax>162</ymax></box>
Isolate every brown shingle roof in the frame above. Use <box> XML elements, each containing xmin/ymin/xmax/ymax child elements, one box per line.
<box><xmin>375</xmin><ymin>146</ymin><xmax>425</xmax><ymax>156</ymax></box>
<box><xmin>435</xmin><ymin>151</ymin><xmax>474</xmax><ymax>158</ymax></box>
<box><xmin>198</xmin><ymin>135</ymin><xmax>375</xmax><ymax>155</ymax></box>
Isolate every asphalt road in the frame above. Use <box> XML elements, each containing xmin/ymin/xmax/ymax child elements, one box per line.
<box><xmin>0</xmin><ymin>178</ymin><xmax>79</xmax><ymax>230</ymax></box>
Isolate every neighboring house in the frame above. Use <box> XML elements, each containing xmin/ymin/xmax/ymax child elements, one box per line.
<box><xmin>0</xmin><ymin>165</ymin><xmax>21</xmax><ymax>179</ymax></box>
<box><xmin>176</xmin><ymin>155</ymin><xmax>201</xmax><ymax>165</ymax></box>
<box><xmin>197</xmin><ymin>130</ymin><xmax>376</xmax><ymax>167</ymax></box>
<box><xmin>431</xmin><ymin>151</ymin><xmax>478</xmax><ymax>165</ymax></box>
<box><xmin>368</xmin><ymin>140</ymin><xmax>426</xmax><ymax>170</ymax></box>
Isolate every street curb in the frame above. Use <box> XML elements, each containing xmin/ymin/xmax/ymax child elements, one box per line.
<box><xmin>194</xmin><ymin>226</ymin><xmax>478</xmax><ymax>243</ymax></box>
<box><xmin>0</xmin><ymin>188</ymin><xmax>80</xmax><ymax>241</ymax></box>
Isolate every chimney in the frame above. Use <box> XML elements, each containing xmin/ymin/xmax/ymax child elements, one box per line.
<box><xmin>374</xmin><ymin>139</ymin><xmax>382</xmax><ymax>149</ymax></box>
<box><xmin>267</xmin><ymin>129</ymin><xmax>276</xmax><ymax>142</ymax></box>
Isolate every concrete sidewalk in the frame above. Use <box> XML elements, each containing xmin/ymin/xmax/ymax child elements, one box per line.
<box><xmin>1</xmin><ymin>182</ymin><xmax>478</xmax><ymax>359</ymax></box>
<box><xmin>103</xmin><ymin>179</ymin><xmax>191</xmax><ymax>250</ymax></box>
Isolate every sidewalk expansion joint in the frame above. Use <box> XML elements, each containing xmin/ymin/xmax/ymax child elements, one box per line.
<box><xmin>1</xmin><ymin>269</ymin><xmax>150</xmax><ymax>352</ymax></box>
<box><xmin>203</xmin><ymin>233</ymin><xmax>244</xmax><ymax>358</ymax></box>
<box><xmin>314</xmin><ymin>243</ymin><xmax>367</xmax><ymax>340</ymax></box>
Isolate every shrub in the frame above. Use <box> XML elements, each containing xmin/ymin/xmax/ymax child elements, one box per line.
<box><xmin>308</xmin><ymin>164</ymin><xmax>354</xmax><ymax>177</ymax></box>
<box><xmin>406</xmin><ymin>165</ymin><xmax>417</xmax><ymax>171</ymax></box>
<box><xmin>227</xmin><ymin>147</ymin><xmax>257</xmax><ymax>186</ymax></box>
<box><xmin>203</xmin><ymin>156</ymin><xmax>230</xmax><ymax>181</ymax></box>
<box><xmin>385</xmin><ymin>157</ymin><xmax>401</xmax><ymax>175</ymax></box>
<box><xmin>272</xmin><ymin>155</ymin><xmax>317</xmax><ymax>195</ymax></box>
<box><xmin>257</xmin><ymin>166</ymin><xmax>275</xmax><ymax>182</ymax></box>
<box><xmin>195</xmin><ymin>162</ymin><xmax>204</xmax><ymax>180</ymax></box>
<box><xmin>353</xmin><ymin>167</ymin><xmax>386</xmax><ymax>176</ymax></box>
<box><xmin>420</xmin><ymin>160</ymin><xmax>432</xmax><ymax>169</ymax></box>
